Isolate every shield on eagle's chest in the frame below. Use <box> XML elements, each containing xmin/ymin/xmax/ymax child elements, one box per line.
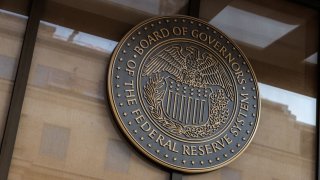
<box><xmin>162</xmin><ymin>77</ymin><xmax>211</xmax><ymax>126</ymax></box>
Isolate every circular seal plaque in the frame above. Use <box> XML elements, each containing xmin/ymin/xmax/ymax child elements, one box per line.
<box><xmin>108</xmin><ymin>16</ymin><xmax>260</xmax><ymax>173</ymax></box>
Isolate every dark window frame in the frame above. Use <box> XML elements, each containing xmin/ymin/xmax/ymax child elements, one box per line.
<box><xmin>0</xmin><ymin>0</ymin><xmax>318</xmax><ymax>180</ymax></box>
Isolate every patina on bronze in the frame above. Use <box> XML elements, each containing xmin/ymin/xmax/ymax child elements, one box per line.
<box><xmin>107</xmin><ymin>15</ymin><xmax>260</xmax><ymax>173</ymax></box>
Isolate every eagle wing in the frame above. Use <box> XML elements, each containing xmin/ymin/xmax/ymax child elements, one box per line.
<box><xmin>199</xmin><ymin>54</ymin><xmax>234</xmax><ymax>101</ymax></box>
<box><xmin>142</xmin><ymin>45</ymin><xmax>186</xmax><ymax>78</ymax></box>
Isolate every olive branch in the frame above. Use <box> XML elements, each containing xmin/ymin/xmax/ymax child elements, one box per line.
<box><xmin>144</xmin><ymin>74</ymin><xmax>184</xmax><ymax>134</ymax></box>
<box><xmin>144</xmin><ymin>74</ymin><xmax>165</xmax><ymax>119</ymax></box>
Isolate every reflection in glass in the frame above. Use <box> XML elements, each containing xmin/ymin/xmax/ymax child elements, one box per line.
<box><xmin>259</xmin><ymin>83</ymin><xmax>316</xmax><ymax>125</ymax></box>
<box><xmin>190</xmin><ymin>0</ymin><xmax>317</xmax><ymax>179</ymax></box>
<box><xmin>108</xmin><ymin>0</ymin><xmax>188</xmax><ymax>15</ymax></box>
<box><xmin>41</xmin><ymin>21</ymin><xmax>118</xmax><ymax>53</ymax></box>
<box><xmin>185</xmin><ymin>95</ymin><xmax>316</xmax><ymax>180</ymax></box>
<box><xmin>0</xmin><ymin>9</ymin><xmax>26</xmax><ymax>142</ymax></box>
<box><xmin>305</xmin><ymin>52</ymin><xmax>318</xmax><ymax>64</ymax></box>
<box><xmin>8</xmin><ymin>21</ymin><xmax>168</xmax><ymax>179</ymax></box>
<box><xmin>209</xmin><ymin>6</ymin><xmax>298</xmax><ymax>48</ymax></box>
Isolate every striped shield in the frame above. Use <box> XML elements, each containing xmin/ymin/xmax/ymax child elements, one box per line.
<box><xmin>162</xmin><ymin>77</ymin><xmax>211</xmax><ymax>126</ymax></box>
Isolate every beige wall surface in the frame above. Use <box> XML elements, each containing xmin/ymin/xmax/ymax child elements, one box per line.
<box><xmin>0</xmin><ymin>9</ymin><xmax>26</xmax><ymax>143</ymax></box>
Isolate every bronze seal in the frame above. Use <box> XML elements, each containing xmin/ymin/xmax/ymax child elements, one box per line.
<box><xmin>107</xmin><ymin>15</ymin><xmax>260</xmax><ymax>173</ymax></box>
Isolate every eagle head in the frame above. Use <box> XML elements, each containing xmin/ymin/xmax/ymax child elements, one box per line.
<box><xmin>186</xmin><ymin>46</ymin><xmax>199</xmax><ymax>59</ymax></box>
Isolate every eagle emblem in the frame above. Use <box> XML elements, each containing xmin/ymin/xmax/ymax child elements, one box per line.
<box><xmin>142</xmin><ymin>45</ymin><xmax>234</xmax><ymax>101</ymax></box>
<box><xmin>142</xmin><ymin>45</ymin><xmax>235</xmax><ymax>139</ymax></box>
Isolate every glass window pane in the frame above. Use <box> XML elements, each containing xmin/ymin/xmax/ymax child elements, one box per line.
<box><xmin>8</xmin><ymin>0</ymin><xmax>189</xmax><ymax>179</ymax></box>
<box><xmin>42</xmin><ymin>0</ymin><xmax>189</xmax><ymax>41</ymax></box>
<box><xmin>0</xmin><ymin>7</ymin><xmax>27</xmax><ymax>143</ymax></box>
<box><xmin>184</xmin><ymin>0</ymin><xmax>317</xmax><ymax>179</ymax></box>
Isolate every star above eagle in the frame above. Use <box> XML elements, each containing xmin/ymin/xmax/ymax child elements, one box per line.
<box><xmin>142</xmin><ymin>45</ymin><xmax>234</xmax><ymax>101</ymax></box>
